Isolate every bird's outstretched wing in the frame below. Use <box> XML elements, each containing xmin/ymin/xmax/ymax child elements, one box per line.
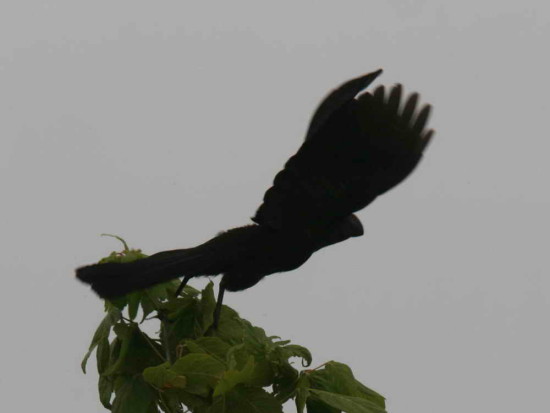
<box><xmin>252</xmin><ymin>70</ymin><xmax>433</xmax><ymax>232</ymax></box>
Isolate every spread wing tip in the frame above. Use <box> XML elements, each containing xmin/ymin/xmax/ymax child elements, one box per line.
<box><xmin>305</xmin><ymin>68</ymin><xmax>384</xmax><ymax>141</ymax></box>
<box><xmin>421</xmin><ymin>129</ymin><xmax>434</xmax><ymax>151</ymax></box>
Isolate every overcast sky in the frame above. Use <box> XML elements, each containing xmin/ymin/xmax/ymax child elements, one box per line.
<box><xmin>1</xmin><ymin>1</ymin><xmax>549</xmax><ymax>412</ymax></box>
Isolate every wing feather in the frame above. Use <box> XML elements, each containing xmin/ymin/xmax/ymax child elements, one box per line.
<box><xmin>253</xmin><ymin>73</ymin><xmax>433</xmax><ymax>232</ymax></box>
<box><xmin>305</xmin><ymin>69</ymin><xmax>383</xmax><ymax>141</ymax></box>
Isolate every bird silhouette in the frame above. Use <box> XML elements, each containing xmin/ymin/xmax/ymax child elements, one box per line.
<box><xmin>76</xmin><ymin>69</ymin><xmax>434</xmax><ymax>327</ymax></box>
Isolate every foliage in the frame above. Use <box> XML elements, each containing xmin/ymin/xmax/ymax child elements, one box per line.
<box><xmin>81</xmin><ymin>237</ymin><xmax>387</xmax><ymax>413</ymax></box>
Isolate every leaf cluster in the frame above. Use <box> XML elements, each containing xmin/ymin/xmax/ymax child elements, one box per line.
<box><xmin>81</xmin><ymin>239</ymin><xmax>386</xmax><ymax>413</ymax></box>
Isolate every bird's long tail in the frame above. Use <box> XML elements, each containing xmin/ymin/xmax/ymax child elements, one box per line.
<box><xmin>76</xmin><ymin>225</ymin><xmax>263</xmax><ymax>299</ymax></box>
<box><xmin>76</xmin><ymin>246</ymin><xmax>224</xmax><ymax>299</ymax></box>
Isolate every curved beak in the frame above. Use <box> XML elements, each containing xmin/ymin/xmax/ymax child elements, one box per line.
<box><xmin>346</xmin><ymin>214</ymin><xmax>364</xmax><ymax>237</ymax></box>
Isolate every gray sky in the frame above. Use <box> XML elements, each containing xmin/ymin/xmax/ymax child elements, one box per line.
<box><xmin>1</xmin><ymin>1</ymin><xmax>549</xmax><ymax>412</ymax></box>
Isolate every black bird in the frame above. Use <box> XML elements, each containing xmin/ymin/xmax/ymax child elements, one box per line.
<box><xmin>76</xmin><ymin>69</ymin><xmax>434</xmax><ymax>327</ymax></box>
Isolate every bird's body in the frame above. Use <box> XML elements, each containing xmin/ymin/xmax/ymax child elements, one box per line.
<box><xmin>76</xmin><ymin>69</ymin><xmax>434</xmax><ymax>323</ymax></box>
<box><xmin>77</xmin><ymin>215</ymin><xmax>361</xmax><ymax>297</ymax></box>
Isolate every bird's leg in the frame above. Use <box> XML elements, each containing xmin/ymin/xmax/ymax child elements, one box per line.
<box><xmin>175</xmin><ymin>275</ymin><xmax>192</xmax><ymax>297</ymax></box>
<box><xmin>213</xmin><ymin>278</ymin><xmax>227</xmax><ymax>330</ymax></box>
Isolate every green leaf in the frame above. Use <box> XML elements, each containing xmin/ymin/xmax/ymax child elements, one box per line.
<box><xmin>241</xmin><ymin>321</ymin><xmax>271</xmax><ymax>352</ymax></box>
<box><xmin>140</xmin><ymin>282</ymin><xmax>175</xmax><ymax>322</ymax></box>
<box><xmin>166</xmin><ymin>299</ymin><xmax>200</xmax><ymax>342</ymax></box>
<box><xmin>282</xmin><ymin>344</ymin><xmax>312</xmax><ymax>367</ymax></box>
<box><xmin>211</xmin><ymin>306</ymin><xmax>245</xmax><ymax>344</ymax></box>
<box><xmin>271</xmin><ymin>337</ymin><xmax>290</xmax><ymax>346</ymax></box>
<box><xmin>143</xmin><ymin>363</ymin><xmax>187</xmax><ymax>390</ymax></box>
<box><xmin>81</xmin><ymin>308</ymin><xmax>121</xmax><ymax>373</ymax></box>
<box><xmin>225</xmin><ymin>344</ymin><xmax>245</xmax><ymax>371</ymax></box>
<box><xmin>111</xmin><ymin>375</ymin><xmax>158</xmax><ymax>413</ymax></box>
<box><xmin>158</xmin><ymin>390</ymin><xmax>186</xmax><ymax>413</ymax></box>
<box><xmin>353</xmin><ymin>381</ymin><xmax>386</xmax><ymax>408</ymax></box>
<box><xmin>103</xmin><ymin>324</ymin><xmax>133</xmax><ymax>375</ymax></box>
<box><xmin>308</xmin><ymin>362</ymin><xmax>385</xmax><ymax>409</ymax></box>
<box><xmin>97</xmin><ymin>251</ymin><xmax>123</xmax><ymax>264</ymax></box>
<box><xmin>309</xmin><ymin>389</ymin><xmax>386</xmax><ymax>413</ymax></box>
<box><xmin>118</xmin><ymin>248</ymin><xmax>148</xmax><ymax>263</ymax></box>
<box><xmin>127</xmin><ymin>291</ymin><xmax>142</xmax><ymax>321</ymax></box>
<box><xmin>140</xmin><ymin>296</ymin><xmax>158</xmax><ymax>323</ymax></box>
<box><xmin>226</xmin><ymin>343</ymin><xmax>274</xmax><ymax>387</ymax></box>
<box><xmin>109</xmin><ymin>337</ymin><xmax>122</xmax><ymax>368</ymax></box>
<box><xmin>209</xmin><ymin>385</ymin><xmax>283</xmax><ymax>413</ymax></box>
<box><xmin>164</xmin><ymin>294</ymin><xmax>196</xmax><ymax>316</ymax></box>
<box><xmin>213</xmin><ymin>356</ymin><xmax>255</xmax><ymax>397</ymax></box>
<box><xmin>184</xmin><ymin>337</ymin><xmax>232</xmax><ymax>364</ymax></box>
<box><xmin>96</xmin><ymin>336</ymin><xmax>111</xmax><ymax>374</ymax></box>
<box><xmin>197</xmin><ymin>282</ymin><xmax>216</xmax><ymax>334</ymax></box>
<box><xmin>306</xmin><ymin>398</ymin><xmax>339</xmax><ymax>413</ymax></box>
<box><xmin>104</xmin><ymin>323</ymin><xmax>164</xmax><ymax>376</ymax></box>
<box><xmin>172</xmin><ymin>353</ymin><xmax>226</xmax><ymax>397</ymax></box>
<box><xmin>272</xmin><ymin>361</ymin><xmax>299</xmax><ymax>403</ymax></box>
<box><xmin>98</xmin><ymin>375</ymin><xmax>114</xmax><ymax>409</ymax></box>
<box><xmin>157</xmin><ymin>394</ymin><xmax>182</xmax><ymax>413</ymax></box>
<box><xmin>168</xmin><ymin>388</ymin><xmax>209</xmax><ymax>412</ymax></box>
<box><xmin>295</xmin><ymin>373</ymin><xmax>310</xmax><ymax>413</ymax></box>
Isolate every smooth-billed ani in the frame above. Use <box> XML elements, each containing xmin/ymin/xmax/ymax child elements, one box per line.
<box><xmin>76</xmin><ymin>69</ymin><xmax>434</xmax><ymax>327</ymax></box>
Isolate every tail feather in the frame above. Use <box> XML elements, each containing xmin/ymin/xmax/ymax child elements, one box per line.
<box><xmin>76</xmin><ymin>225</ymin><xmax>264</xmax><ymax>299</ymax></box>
<box><xmin>76</xmin><ymin>248</ymin><xmax>222</xmax><ymax>298</ymax></box>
